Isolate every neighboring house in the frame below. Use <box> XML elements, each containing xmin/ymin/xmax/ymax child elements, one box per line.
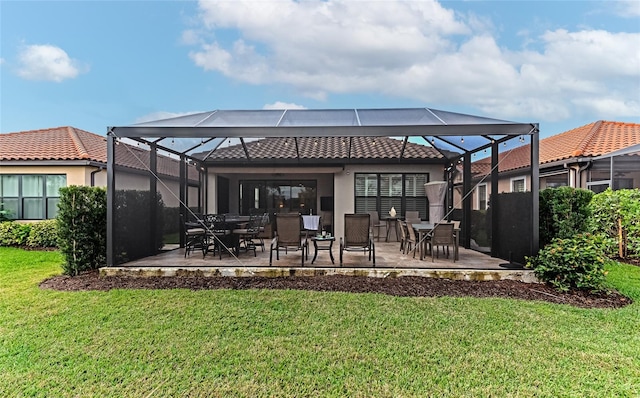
<box><xmin>0</xmin><ymin>126</ymin><xmax>197</xmax><ymax>221</ymax></box>
<box><xmin>0</xmin><ymin>126</ymin><xmax>108</xmax><ymax>220</ymax></box>
<box><xmin>470</xmin><ymin>120</ymin><xmax>640</xmax><ymax>210</ymax></box>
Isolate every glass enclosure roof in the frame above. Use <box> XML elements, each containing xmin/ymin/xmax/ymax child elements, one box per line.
<box><xmin>112</xmin><ymin>107</ymin><xmax>536</xmax><ymax>139</ymax></box>
<box><xmin>108</xmin><ymin>107</ymin><xmax>538</xmax><ymax>161</ymax></box>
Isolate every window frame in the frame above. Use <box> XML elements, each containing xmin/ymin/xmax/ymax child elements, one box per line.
<box><xmin>510</xmin><ymin>177</ymin><xmax>526</xmax><ymax>193</ymax></box>
<box><xmin>354</xmin><ymin>173</ymin><xmax>429</xmax><ymax>219</ymax></box>
<box><xmin>476</xmin><ymin>183</ymin><xmax>487</xmax><ymax>210</ymax></box>
<box><xmin>0</xmin><ymin>174</ymin><xmax>66</xmax><ymax>220</ymax></box>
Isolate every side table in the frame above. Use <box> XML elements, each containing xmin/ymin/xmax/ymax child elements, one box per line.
<box><xmin>311</xmin><ymin>236</ymin><xmax>335</xmax><ymax>264</ymax></box>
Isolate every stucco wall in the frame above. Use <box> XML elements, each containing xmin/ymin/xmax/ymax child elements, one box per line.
<box><xmin>0</xmin><ymin>165</ymin><xmax>107</xmax><ymax>187</ymax></box>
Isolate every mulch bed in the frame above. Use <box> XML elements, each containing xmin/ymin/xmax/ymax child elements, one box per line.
<box><xmin>40</xmin><ymin>271</ymin><xmax>631</xmax><ymax>309</ymax></box>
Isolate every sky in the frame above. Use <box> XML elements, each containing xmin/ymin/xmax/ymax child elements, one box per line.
<box><xmin>1</xmin><ymin>0</ymin><xmax>639</xmax><ymax>139</ymax></box>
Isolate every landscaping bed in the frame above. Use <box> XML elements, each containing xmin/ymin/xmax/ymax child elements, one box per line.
<box><xmin>40</xmin><ymin>271</ymin><xmax>631</xmax><ymax>309</ymax></box>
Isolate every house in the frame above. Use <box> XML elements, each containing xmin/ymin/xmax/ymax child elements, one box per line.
<box><xmin>0</xmin><ymin>126</ymin><xmax>198</xmax><ymax>221</ymax></box>
<box><xmin>0</xmin><ymin>126</ymin><xmax>107</xmax><ymax>220</ymax></box>
<box><xmin>470</xmin><ymin>120</ymin><xmax>640</xmax><ymax>210</ymax></box>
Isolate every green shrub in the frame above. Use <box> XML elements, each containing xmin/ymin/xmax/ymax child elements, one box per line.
<box><xmin>0</xmin><ymin>221</ymin><xmax>31</xmax><ymax>246</ymax></box>
<box><xmin>26</xmin><ymin>219</ymin><xmax>59</xmax><ymax>248</ymax></box>
<box><xmin>589</xmin><ymin>188</ymin><xmax>640</xmax><ymax>259</ymax></box>
<box><xmin>57</xmin><ymin>186</ymin><xmax>107</xmax><ymax>275</ymax></box>
<box><xmin>526</xmin><ymin>234</ymin><xmax>609</xmax><ymax>292</ymax></box>
<box><xmin>539</xmin><ymin>187</ymin><xmax>594</xmax><ymax>246</ymax></box>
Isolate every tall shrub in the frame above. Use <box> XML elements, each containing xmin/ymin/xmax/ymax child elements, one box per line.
<box><xmin>589</xmin><ymin>188</ymin><xmax>640</xmax><ymax>259</ymax></box>
<box><xmin>539</xmin><ymin>187</ymin><xmax>594</xmax><ymax>247</ymax></box>
<box><xmin>57</xmin><ymin>186</ymin><xmax>107</xmax><ymax>275</ymax></box>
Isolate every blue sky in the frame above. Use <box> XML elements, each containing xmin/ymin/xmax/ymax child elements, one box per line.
<box><xmin>1</xmin><ymin>0</ymin><xmax>639</xmax><ymax>139</ymax></box>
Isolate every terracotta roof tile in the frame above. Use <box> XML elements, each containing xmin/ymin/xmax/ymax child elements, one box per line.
<box><xmin>473</xmin><ymin>121</ymin><xmax>640</xmax><ymax>173</ymax></box>
<box><xmin>0</xmin><ymin>126</ymin><xmax>107</xmax><ymax>163</ymax></box>
<box><xmin>206</xmin><ymin>136</ymin><xmax>443</xmax><ymax>161</ymax></box>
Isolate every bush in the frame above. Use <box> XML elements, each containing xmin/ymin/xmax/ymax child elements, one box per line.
<box><xmin>589</xmin><ymin>188</ymin><xmax>640</xmax><ymax>259</ymax></box>
<box><xmin>57</xmin><ymin>186</ymin><xmax>107</xmax><ymax>275</ymax></box>
<box><xmin>539</xmin><ymin>187</ymin><xmax>594</xmax><ymax>247</ymax></box>
<box><xmin>0</xmin><ymin>221</ymin><xmax>31</xmax><ymax>246</ymax></box>
<box><xmin>26</xmin><ymin>219</ymin><xmax>59</xmax><ymax>248</ymax></box>
<box><xmin>526</xmin><ymin>234</ymin><xmax>609</xmax><ymax>292</ymax></box>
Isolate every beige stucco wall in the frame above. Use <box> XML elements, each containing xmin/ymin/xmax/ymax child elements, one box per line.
<box><xmin>114</xmin><ymin>171</ymin><xmax>182</xmax><ymax>207</ymax></box>
<box><xmin>0</xmin><ymin>164</ymin><xmax>107</xmax><ymax>187</ymax></box>
<box><xmin>207</xmin><ymin>164</ymin><xmax>443</xmax><ymax>239</ymax></box>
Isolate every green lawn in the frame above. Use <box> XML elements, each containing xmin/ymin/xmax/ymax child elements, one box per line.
<box><xmin>1</xmin><ymin>247</ymin><xmax>639</xmax><ymax>397</ymax></box>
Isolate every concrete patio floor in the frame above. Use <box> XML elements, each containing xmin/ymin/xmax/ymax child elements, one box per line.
<box><xmin>101</xmin><ymin>240</ymin><xmax>538</xmax><ymax>283</ymax></box>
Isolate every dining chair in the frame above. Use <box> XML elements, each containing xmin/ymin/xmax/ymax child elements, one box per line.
<box><xmin>404</xmin><ymin>222</ymin><xmax>418</xmax><ymax>258</ymax></box>
<box><xmin>367</xmin><ymin>211</ymin><xmax>386</xmax><ymax>241</ymax></box>
<box><xmin>340</xmin><ymin>213</ymin><xmax>375</xmax><ymax>266</ymax></box>
<box><xmin>397</xmin><ymin>219</ymin><xmax>407</xmax><ymax>253</ymax></box>
<box><xmin>430</xmin><ymin>223</ymin><xmax>456</xmax><ymax>262</ymax></box>
<box><xmin>204</xmin><ymin>214</ymin><xmax>232</xmax><ymax>259</ymax></box>
<box><xmin>405</xmin><ymin>211</ymin><xmax>421</xmax><ymax>224</ymax></box>
<box><xmin>232</xmin><ymin>215</ymin><xmax>261</xmax><ymax>257</ymax></box>
<box><xmin>184</xmin><ymin>224</ymin><xmax>207</xmax><ymax>258</ymax></box>
<box><xmin>270</xmin><ymin>213</ymin><xmax>308</xmax><ymax>266</ymax></box>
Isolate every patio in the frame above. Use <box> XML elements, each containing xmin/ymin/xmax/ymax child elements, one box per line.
<box><xmin>101</xmin><ymin>241</ymin><xmax>537</xmax><ymax>283</ymax></box>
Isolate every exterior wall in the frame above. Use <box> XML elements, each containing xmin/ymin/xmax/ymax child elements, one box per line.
<box><xmin>0</xmin><ymin>164</ymin><xmax>106</xmax><ymax>187</ymax></box>
<box><xmin>205</xmin><ymin>164</ymin><xmax>443</xmax><ymax>239</ymax></box>
<box><xmin>468</xmin><ymin>174</ymin><xmax>532</xmax><ymax>210</ymax></box>
<box><xmin>115</xmin><ymin>171</ymin><xmax>181</xmax><ymax>207</ymax></box>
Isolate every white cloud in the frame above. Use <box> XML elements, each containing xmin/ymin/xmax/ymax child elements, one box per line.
<box><xmin>187</xmin><ymin>0</ymin><xmax>640</xmax><ymax>123</ymax></box>
<box><xmin>612</xmin><ymin>0</ymin><xmax>640</xmax><ymax>18</ymax></box>
<box><xmin>16</xmin><ymin>44</ymin><xmax>85</xmax><ymax>82</ymax></box>
<box><xmin>263</xmin><ymin>102</ymin><xmax>307</xmax><ymax>110</ymax></box>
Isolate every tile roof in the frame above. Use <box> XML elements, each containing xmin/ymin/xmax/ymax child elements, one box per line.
<box><xmin>0</xmin><ymin>126</ymin><xmax>107</xmax><ymax>163</ymax></box>
<box><xmin>204</xmin><ymin>136</ymin><xmax>443</xmax><ymax>161</ymax></box>
<box><xmin>472</xmin><ymin>120</ymin><xmax>640</xmax><ymax>173</ymax></box>
<box><xmin>1</xmin><ymin>126</ymin><xmax>199</xmax><ymax>180</ymax></box>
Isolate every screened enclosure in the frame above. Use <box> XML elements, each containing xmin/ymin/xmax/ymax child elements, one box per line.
<box><xmin>587</xmin><ymin>144</ymin><xmax>640</xmax><ymax>193</ymax></box>
<box><xmin>106</xmin><ymin>108</ymin><xmax>539</xmax><ymax>267</ymax></box>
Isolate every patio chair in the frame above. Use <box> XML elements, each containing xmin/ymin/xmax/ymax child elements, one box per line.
<box><xmin>429</xmin><ymin>222</ymin><xmax>456</xmax><ymax>262</ymax></box>
<box><xmin>367</xmin><ymin>211</ymin><xmax>386</xmax><ymax>241</ymax></box>
<box><xmin>203</xmin><ymin>214</ymin><xmax>233</xmax><ymax>260</ymax></box>
<box><xmin>340</xmin><ymin>213</ymin><xmax>375</xmax><ymax>266</ymax></box>
<box><xmin>397</xmin><ymin>219</ymin><xmax>407</xmax><ymax>253</ymax></box>
<box><xmin>405</xmin><ymin>211</ymin><xmax>421</xmax><ymax>224</ymax></box>
<box><xmin>232</xmin><ymin>214</ymin><xmax>262</xmax><ymax>257</ymax></box>
<box><xmin>269</xmin><ymin>213</ymin><xmax>308</xmax><ymax>266</ymax></box>
<box><xmin>404</xmin><ymin>222</ymin><xmax>418</xmax><ymax>258</ymax></box>
<box><xmin>253</xmin><ymin>212</ymin><xmax>271</xmax><ymax>252</ymax></box>
<box><xmin>184</xmin><ymin>224</ymin><xmax>207</xmax><ymax>258</ymax></box>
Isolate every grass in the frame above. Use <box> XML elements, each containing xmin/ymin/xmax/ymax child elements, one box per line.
<box><xmin>1</xmin><ymin>247</ymin><xmax>639</xmax><ymax>397</ymax></box>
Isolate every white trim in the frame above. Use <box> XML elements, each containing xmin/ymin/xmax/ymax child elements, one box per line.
<box><xmin>510</xmin><ymin>176</ymin><xmax>526</xmax><ymax>192</ymax></box>
<box><xmin>475</xmin><ymin>183</ymin><xmax>487</xmax><ymax>210</ymax></box>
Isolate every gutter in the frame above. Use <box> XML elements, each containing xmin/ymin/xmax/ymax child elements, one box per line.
<box><xmin>90</xmin><ymin>166</ymin><xmax>106</xmax><ymax>187</ymax></box>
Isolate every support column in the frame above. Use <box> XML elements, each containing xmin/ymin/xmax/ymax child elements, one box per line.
<box><xmin>106</xmin><ymin>132</ymin><xmax>115</xmax><ymax>267</ymax></box>
<box><xmin>462</xmin><ymin>151</ymin><xmax>472</xmax><ymax>249</ymax></box>
<box><xmin>531</xmin><ymin>125</ymin><xmax>540</xmax><ymax>255</ymax></box>
<box><xmin>491</xmin><ymin>141</ymin><xmax>499</xmax><ymax>258</ymax></box>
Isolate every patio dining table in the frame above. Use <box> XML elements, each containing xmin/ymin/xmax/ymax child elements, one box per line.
<box><xmin>411</xmin><ymin>222</ymin><xmax>460</xmax><ymax>261</ymax></box>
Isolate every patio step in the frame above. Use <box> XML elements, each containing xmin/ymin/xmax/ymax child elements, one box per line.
<box><xmin>100</xmin><ymin>266</ymin><xmax>539</xmax><ymax>283</ymax></box>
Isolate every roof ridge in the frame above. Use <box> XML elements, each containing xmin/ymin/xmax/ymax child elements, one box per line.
<box><xmin>66</xmin><ymin>126</ymin><xmax>90</xmax><ymax>159</ymax></box>
<box><xmin>571</xmin><ymin>120</ymin><xmax>602</xmax><ymax>157</ymax></box>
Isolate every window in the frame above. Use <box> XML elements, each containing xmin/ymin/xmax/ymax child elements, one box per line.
<box><xmin>544</xmin><ymin>174</ymin><xmax>568</xmax><ymax>188</ymax></box>
<box><xmin>239</xmin><ymin>180</ymin><xmax>317</xmax><ymax>214</ymax></box>
<box><xmin>355</xmin><ymin>173</ymin><xmax>428</xmax><ymax>219</ymax></box>
<box><xmin>476</xmin><ymin>183</ymin><xmax>487</xmax><ymax>210</ymax></box>
<box><xmin>511</xmin><ymin>177</ymin><xmax>526</xmax><ymax>193</ymax></box>
<box><xmin>0</xmin><ymin>174</ymin><xmax>66</xmax><ymax>219</ymax></box>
